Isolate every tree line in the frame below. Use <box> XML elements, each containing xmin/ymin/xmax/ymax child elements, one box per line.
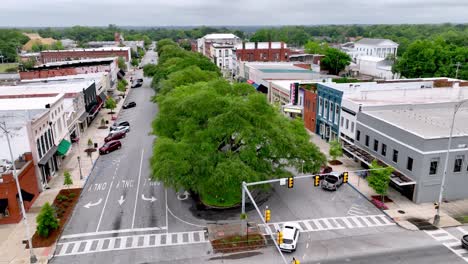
<box><xmin>145</xmin><ymin>39</ymin><xmax>326</xmax><ymax>207</ymax></box>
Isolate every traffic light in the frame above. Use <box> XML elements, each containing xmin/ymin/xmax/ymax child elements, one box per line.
<box><xmin>265</xmin><ymin>209</ymin><xmax>271</xmax><ymax>222</ymax></box>
<box><xmin>343</xmin><ymin>172</ymin><xmax>349</xmax><ymax>183</ymax></box>
<box><xmin>314</xmin><ymin>175</ymin><xmax>320</xmax><ymax>186</ymax></box>
<box><xmin>287</xmin><ymin>177</ymin><xmax>294</xmax><ymax>188</ymax></box>
<box><xmin>277</xmin><ymin>231</ymin><xmax>283</xmax><ymax>244</ymax></box>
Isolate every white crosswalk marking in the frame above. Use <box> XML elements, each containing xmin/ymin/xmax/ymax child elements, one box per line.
<box><xmin>260</xmin><ymin>214</ymin><xmax>395</xmax><ymax>235</ymax></box>
<box><xmin>55</xmin><ymin>230</ymin><xmax>208</xmax><ymax>257</ymax></box>
<box><xmin>425</xmin><ymin>227</ymin><xmax>468</xmax><ymax>263</ymax></box>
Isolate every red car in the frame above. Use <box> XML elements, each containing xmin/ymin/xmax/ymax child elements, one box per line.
<box><xmin>99</xmin><ymin>140</ymin><xmax>122</xmax><ymax>154</ymax></box>
<box><xmin>104</xmin><ymin>131</ymin><xmax>126</xmax><ymax>142</ymax></box>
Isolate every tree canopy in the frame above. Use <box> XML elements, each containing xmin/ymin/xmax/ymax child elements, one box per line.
<box><xmin>321</xmin><ymin>48</ymin><xmax>351</xmax><ymax>75</ymax></box>
<box><xmin>367</xmin><ymin>160</ymin><xmax>394</xmax><ymax>202</ymax></box>
<box><xmin>149</xmin><ymin>42</ymin><xmax>326</xmax><ymax>207</ymax></box>
<box><xmin>393</xmin><ymin>38</ymin><xmax>468</xmax><ymax>80</ymax></box>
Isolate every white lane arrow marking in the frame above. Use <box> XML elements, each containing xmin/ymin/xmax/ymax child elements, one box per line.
<box><xmin>118</xmin><ymin>195</ymin><xmax>125</xmax><ymax>206</ymax></box>
<box><xmin>141</xmin><ymin>194</ymin><xmax>157</xmax><ymax>202</ymax></box>
<box><xmin>84</xmin><ymin>198</ymin><xmax>102</xmax><ymax>209</ymax></box>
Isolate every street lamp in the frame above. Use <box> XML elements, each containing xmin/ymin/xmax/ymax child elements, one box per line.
<box><xmin>434</xmin><ymin>99</ymin><xmax>468</xmax><ymax>225</ymax></box>
<box><xmin>0</xmin><ymin>122</ymin><xmax>37</xmax><ymax>263</ymax></box>
<box><xmin>77</xmin><ymin>156</ymin><xmax>83</xmax><ymax>180</ymax></box>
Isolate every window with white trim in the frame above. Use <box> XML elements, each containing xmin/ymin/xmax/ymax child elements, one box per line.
<box><xmin>334</xmin><ymin>105</ymin><xmax>340</xmax><ymax>125</ymax></box>
<box><xmin>324</xmin><ymin>100</ymin><xmax>328</xmax><ymax>119</ymax></box>
<box><xmin>454</xmin><ymin>155</ymin><xmax>464</xmax><ymax>173</ymax></box>
<box><xmin>329</xmin><ymin>102</ymin><xmax>334</xmax><ymax>122</ymax></box>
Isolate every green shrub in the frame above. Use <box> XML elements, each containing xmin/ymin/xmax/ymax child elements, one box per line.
<box><xmin>68</xmin><ymin>193</ymin><xmax>77</xmax><ymax>199</ymax></box>
<box><xmin>36</xmin><ymin>202</ymin><xmax>59</xmax><ymax>238</ymax></box>
<box><xmin>56</xmin><ymin>194</ymin><xmax>68</xmax><ymax>202</ymax></box>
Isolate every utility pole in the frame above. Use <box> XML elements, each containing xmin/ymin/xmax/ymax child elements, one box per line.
<box><xmin>455</xmin><ymin>62</ymin><xmax>461</xmax><ymax>79</ymax></box>
<box><xmin>0</xmin><ymin>121</ymin><xmax>37</xmax><ymax>263</ymax></box>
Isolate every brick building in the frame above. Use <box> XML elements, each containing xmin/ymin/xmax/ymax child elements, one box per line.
<box><xmin>303</xmin><ymin>85</ymin><xmax>318</xmax><ymax>133</ymax></box>
<box><xmin>235</xmin><ymin>42</ymin><xmax>289</xmax><ymax>62</ymax></box>
<box><xmin>19</xmin><ymin>58</ymin><xmax>118</xmax><ymax>82</ymax></box>
<box><xmin>40</xmin><ymin>47</ymin><xmax>131</xmax><ymax>67</ymax></box>
<box><xmin>0</xmin><ymin>152</ymin><xmax>39</xmax><ymax>224</ymax></box>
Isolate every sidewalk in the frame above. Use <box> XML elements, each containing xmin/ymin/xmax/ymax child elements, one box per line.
<box><xmin>0</xmin><ymin>81</ymin><xmax>131</xmax><ymax>264</ymax></box>
<box><xmin>309</xmin><ymin>132</ymin><xmax>463</xmax><ymax>230</ymax></box>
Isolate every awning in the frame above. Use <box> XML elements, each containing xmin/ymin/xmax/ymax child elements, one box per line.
<box><xmin>38</xmin><ymin>145</ymin><xmax>58</xmax><ymax>166</ymax></box>
<box><xmin>247</xmin><ymin>79</ymin><xmax>254</xmax><ymax>84</ymax></box>
<box><xmin>56</xmin><ymin>139</ymin><xmax>71</xmax><ymax>156</ymax></box>
<box><xmin>16</xmin><ymin>189</ymin><xmax>35</xmax><ymax>202</ymax></box>
<box><xmin>77</xmin><ymin>111</ymin><xmax>88</xmax><ymax>123</ymax></box>
<box><xmin>99</xmin><ymin>92</ymin><xmax>107</xmax><ymax>102</ymax></box>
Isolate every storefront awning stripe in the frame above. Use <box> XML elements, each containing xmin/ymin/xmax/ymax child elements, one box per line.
<box><xmin>56</xmin><ymin>139</ymin><xmax>71</xmax><ymax>156</ymax></box>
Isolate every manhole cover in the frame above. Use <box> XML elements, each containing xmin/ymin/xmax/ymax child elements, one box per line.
<box><xmin>398</xmin><ymin>210</ymin><xmax>406</xmax><ymax>214</ymax></box>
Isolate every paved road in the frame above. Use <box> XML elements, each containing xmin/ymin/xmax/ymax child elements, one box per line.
<box><xmin>50</xmin><ymin>47</ymin><xmax>468</xmax><ymax>264</ymax></box>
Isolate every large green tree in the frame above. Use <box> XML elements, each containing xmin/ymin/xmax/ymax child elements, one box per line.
<box><xmin>304</xmin><ymin>40</ymin><xmax>328</xmax><ymax>54</ymax></box>
<box><xmin>151</xmin><ymin>80</ymin><xmax>326</xmax><ymax>207</ymax></box>
<box><xmin>321</xmin><ymin>48</ymin><xmax>351</xmax><ymax>75</ymax></box>
<box><xmin>393</xmin><ymin>39</ymin><xmax>468</xmax><ymax>80</ymax></box>
<box><xmin>367</xmin><ymin>160</ymin><xmax>394</xmax><ymax>203</ymax></box>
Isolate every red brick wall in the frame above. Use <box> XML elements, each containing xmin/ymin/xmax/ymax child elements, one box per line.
<box><xmin>293</xmin><ymin>64</ymin><xmax>312</xmax><ymax>70</ymax></box>
<box><xmin>20</xmin><ymin>68</ymin><xmax>78</xmax><ymax>80</ymax></box>
<box><xmin>0</xmin><ymin>153</ymin><xmax>40</xmax><ymax>225</ymax></box>
<box><xmin>303</xmin><ymin>89</ymin><xmax>317</xmax><ymax>133</ymax></box>
<box><xmin>236</xmin><ymin>44</ymin><xmax>290</xmax><ymax>62</ymax></box>
<box><xmin>41</xmin><ymin>49</ymin><xmax>129</xmax><ymax>64</ymax></box>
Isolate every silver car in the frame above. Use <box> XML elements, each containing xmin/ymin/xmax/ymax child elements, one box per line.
<box><xmin>321</xmin><ymin>172</ymin><xmax>343</xmax><ymax>191</ymax></box>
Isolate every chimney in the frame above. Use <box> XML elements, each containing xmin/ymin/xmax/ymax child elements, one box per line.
<box><xmin>242</xmin><ymin>42</ymin><xmax>245</xmax><ymax>50</ymax></box>
<box><xmin>269</xmin><ymin>41</ymin><xmax>272</xmax><ymax>49</ymax></box>
<box><xmin>255</xmin><ymin>42</ymin><xmax>258</xmax><ymax>49</ymax></box>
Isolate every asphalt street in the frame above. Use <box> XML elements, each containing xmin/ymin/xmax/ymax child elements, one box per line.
<box><xmin>50</xmin><ymin>45</ymin><xmax>468</xmax><ymax>264</ymax></box>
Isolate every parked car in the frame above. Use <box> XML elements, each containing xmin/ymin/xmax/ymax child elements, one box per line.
<box><xmin>110</xmin><ymin>121</ymin><xmax>130</xmax><ymax>130</ymax></box>
<box><xmin>109</xmin><ymin>126</ymin><xmax>130</xmax><ymax>134</ymax></box>
<box><xmin>99</xmin><ymin>140</ymin><xmax>122</xmax><ymax>154</ymax></box>
<box><xmin>131</xmin><ymin>82</ymin><xmax>142</xmax><ymax>88</ymax></box>
<box><xmin>104</xmin><ymin>131</ymin><xmax>126</xmax><ymax>142</ymax></box>
<box><xmin>279</xmin><ymin>222</ymin><xmax>300</xmax><ymax>252</ymax></box>
<box><xmin>321</xmin><ymin>172</ymin><xmax>344</xmax><ymax>191</ymax></box>
<box><xmin>462</xmin><ymin>235</ymin><xmax>468</xmax><ymax>249</ymax></box>
<box><xmin>136</xmin><ymin>78</ymin><xmax>144</xmax><ymax>83</ymax></box>
<box><xmin>123</xmin><ymin>102</ymin><xmax>136</xmax><ymax>109</ymax></box>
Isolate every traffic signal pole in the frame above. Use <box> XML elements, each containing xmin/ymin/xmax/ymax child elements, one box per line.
<box><xmin>241</xmin><ymin>168</ymin><xmax>386</xmax><ymax>264</ymax></box>
<box><xmin>242</xmin><ymin>182</ymin><xmax>288</xmax><ymax>264</ymax></box>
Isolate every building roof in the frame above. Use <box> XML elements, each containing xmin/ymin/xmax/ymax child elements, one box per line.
<box><xmin>0</xmin><ymin>94</ymin><xmax>63</xmax><ymax>111</ymax></box>
<box><xmin>33</xmin><ymin>57</ymin><xmax>116</xmax><ymax>68</ymax></box>
<box><xmin>21</xmin><ymin>72</ymin><xmax>105</xmax><ymax>83</ymax></box>
<box><xmin>355</xmin><ymin>38</ymin><xmax>398</xmax><ymax>46</ymax></box>
<box><xmin>363</xmin><ymin>102</ymin><xmax>468</xmax><ymax>139</ymax></box>
<box><xmin>357</xmin><ymin>56</ymin><xmax>386</xmax><ymax>62</ymax></box>
<box><xmin>41</xmin><ymin>47</ymin><xmax>130</xmax><ymax>52</ymax></box>
<box><xmin>203</xmin><ymin>33</ymin><xmax>239</xmax><ymax>40</ymax></box>
<box><xmin>348</xmin><ymin>86</ymin><xmax>468</xmax><ymax>106</ymax></box>
<box><xmin>234</xmin><ymin>42</ymin><xmax>286</xmax><ymax>50</ymax></box>
<box><xmin>0</xmin><ymin>80</ymin><xmax>94</xmax><ymax>96</ymax></box>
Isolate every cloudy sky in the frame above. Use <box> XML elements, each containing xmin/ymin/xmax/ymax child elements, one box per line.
<box><xmin>0</xmin><ymin>0</ymin><xmax>467</xmax><ymax>27</ymax></box>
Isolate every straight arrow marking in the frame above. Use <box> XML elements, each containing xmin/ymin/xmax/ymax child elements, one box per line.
<box><xmin>118</xmin><ymin>195</ymin><xmax>125</xmax><ymax>205</ymax></box>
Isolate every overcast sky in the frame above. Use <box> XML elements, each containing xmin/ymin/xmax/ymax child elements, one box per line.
<box><xmin>0</xmin><ymin>0</ymin><xmax>467</xmax><ymax>27</ymax></box>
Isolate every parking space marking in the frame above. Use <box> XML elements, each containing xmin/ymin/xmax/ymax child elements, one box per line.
<box><xmin>56</xmin><ymin>230</ymin><xmax>208</xmax><ymax>257</ymax></box>
<box><xmin>425</xmin><ymin>228</ymin><xmax>468</xmax><ymax>263</ymax></box>
<box><xmin>260</xmin><ymin>214</ymin><xmax>394</xmax><ymax>235</ymax></box>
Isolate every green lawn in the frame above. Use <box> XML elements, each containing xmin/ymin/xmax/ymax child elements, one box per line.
<box><xmin>0</xmin><ymin>63</ymin><xmax>18</xmax><ymax>73</ymax></box>
<box><xmin>456</xmin><ymin>216</ymin><xmax>468</xmax><ymax>223</ymax></box>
